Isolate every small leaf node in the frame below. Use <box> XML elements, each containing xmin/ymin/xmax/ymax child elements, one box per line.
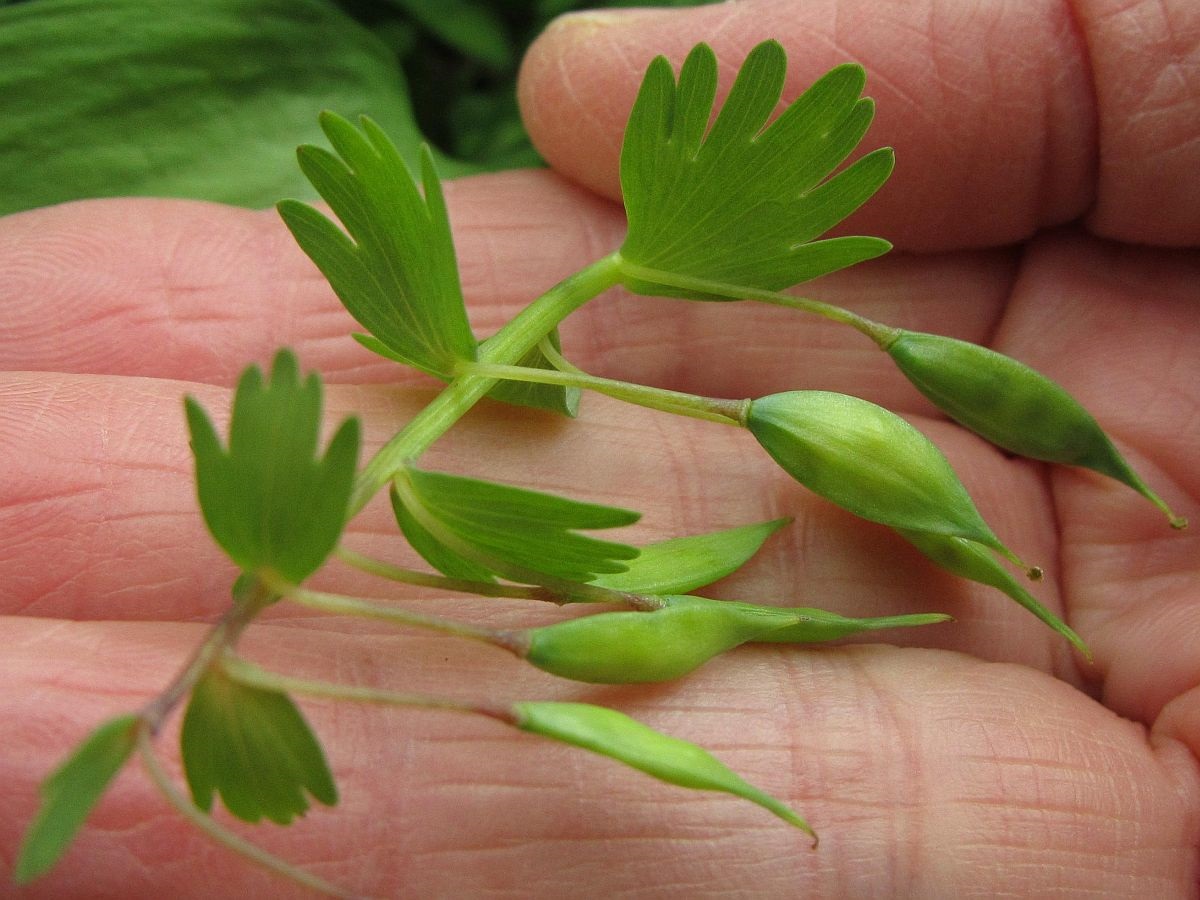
<box><xmin>482</xmin><ymin>327</ymin><xmax>581</xmax><ymax>416</ymax></box>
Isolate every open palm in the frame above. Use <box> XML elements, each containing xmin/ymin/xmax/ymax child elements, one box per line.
<box><xmin>3</xmin><ymin>2</ymin><xmax>1198</xmax><ymax>896</ymax></box>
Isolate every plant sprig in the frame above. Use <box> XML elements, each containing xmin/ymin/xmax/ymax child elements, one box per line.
<box><xmin>18</xmin><ymin>38</ymin><xmax>1187</xmax><ymax>897</ymax></box>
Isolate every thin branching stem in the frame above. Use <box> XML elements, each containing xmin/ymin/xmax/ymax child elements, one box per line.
<box><xmin>615</xmin><ymin>258</ymin><xmax>900</xmax><ymax>347</ymax></box>
<box><xmin>140</xmin><ymin>580</ymin><xmax>271</xmax><ymax>732</ymax></box>
<box><xmin>270</xmin><ymin>581</ymin><xmax>525</xmax><ymax>653</ymax></box>
<box><xmin>220</xmin><ymin>655</ymin><xmax>514</xmax><ymax>723</ymax></box>
<box><xmin>137</xmin><ymin>726</ymin><xmax>354</xmax><ymax>898</ymax></box>
<box><xmin>457</xmin><ymin>360</ymin><xmax>748</xmax><ymax>426</ymax></box>
<box><xmin>334</xmin><ymin>547</ymin><xmax>556</xmax><ymax>602</ymax></box>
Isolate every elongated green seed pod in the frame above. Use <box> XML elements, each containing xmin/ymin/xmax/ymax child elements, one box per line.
<box><xmin>897</xmin><ymin>527</ymin><xmax>1092</xmax><ymax>660</ymax></box>
<box><xmin>747</xmin><ymin>391</ymin><xmax>1034</xmax><ymax>570</ymax></box>
<box><xmin>663</xmin><ymin>595</ymin><xmax>950</xmax><ymax>643</ymax></box>
<box><xmin>512</xmin><ymin>700</ymin><xmax>815</xmax><ymax>840</ymax></box>
<box><xmin>521</xmin><ymin>595</ymin><xmax>951</xmax><ymax>683</ymax></box>
<box><xmin>744</xmin><ymin>607</ymin><xmax>953</xmax><ymax>643</ymax></box>
<box><xmin>522</xmin><ymin>596</ymin><xmax>798</xmax><ymax>683</ymax></box>
<box><xmin>885</xmin><ymin>330</ymin><xmax>1186</xmax><ymax>529</ymax></box>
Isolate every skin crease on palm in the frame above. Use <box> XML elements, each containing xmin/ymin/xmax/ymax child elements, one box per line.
<box><xmin>1</xmin><ymin>0</ymin><xmax>1198</xmax><ymax>895</ymax></box>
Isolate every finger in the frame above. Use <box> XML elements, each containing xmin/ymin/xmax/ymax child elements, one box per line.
<box><xmin>0</xmin><ymin>368</ymin><xmax>1077</xmax><ymax>674</ymax></box>
<box><xmin>518</xmin><ymin>0</ymin><xmax>1200</xmax><ymax>250</ymax></box>
<box><xmin>0</xmin><ymin>195</ymin><xmax>1016</xmax><ymax>408</ymax></box>
<box><xmin>0</xmin><ymin>180</ymin><xmax>623</xmax><ymax>388</ymax></box>
<box><xmin>995</xmin><ymin>233</ymin><xmax>1200</xmax><ymax>728</ymax></box>
<box><xmin>4</xmin><ymin>620</ymin><xmax>1196</xmax><ymax>896</ymax></box>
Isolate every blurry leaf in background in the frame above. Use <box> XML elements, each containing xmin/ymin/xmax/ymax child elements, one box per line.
<box><xmin>383</xmin><ymin>0</ymin><xmax>514</xmax><ymax>70</ymax></box>
<box><xmin>0</xmin><ymin>0</ymin><xmax>468</xmax><ymax>215</ymax></box>
<box><xmin>0</xmin><ymin>0</ymin><xmax>723</xmax><ymax>214</ymax></box>
<box><xmin>352</xmin><ymin>0</ymin><xmax>721</xmax><ymax>171</ymax></box>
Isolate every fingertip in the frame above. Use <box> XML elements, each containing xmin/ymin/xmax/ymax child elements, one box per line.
<box><xmin>519</xmin><ymin>10</ymin><xmax>678</xmax><ymax>203</ymax></box>
<box><xmin>516</xmin><ymin>1</ymin><xmax>1105</xmax><ymax>252</ymax></box>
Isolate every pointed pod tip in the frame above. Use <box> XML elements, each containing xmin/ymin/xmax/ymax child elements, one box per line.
<box><xmin>1064</xmin><ymin>628</ymin><xmax>1094</xmax><ymax>664</ymax></box>
<box><xmin>776</xmin><ymin>805</ymin><xmax>818</xmax><ymax>844</ymax></box>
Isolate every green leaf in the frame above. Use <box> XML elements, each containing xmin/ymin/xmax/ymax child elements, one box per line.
<box><xmin>483</xmin><ymin>329</ymin><xmax>581</xmax><ymax>417</ymax></box>
<box><xmin>392</xmin><ymin>467</ymin><xmax>640</xmax><ymax>583</ymax></box>
<box><xmin>384</xmin><ymin>0</ymin><xmax>514</xmax><ymax>69</ymax></box>
<box><xmin>390</xmin><ymin>484</ymin><xmax>498</xmax><ymax>583</ymax></box>
<box><xmin>0</xmin><ymin>0</ymin><xmax>466</xmax><ymax>215</ymax></box>
<box><xmin>592</xmin><ymin>519</ymin><xmax>788</xmax><ymax>594</ymax></box>
<box><xmin>15</xmin><ymin>715</ymin><xmax>140</xmax><ymax>884</ymax></box>
<box><xmin>181</xmin><ymin>667</ymin><xmax>337</xmax><ymax>825</ymax></box>
<box><xmin>278</xmin><ymin>114</ymin><xmax>477</xmax><ymax>379</ymax></box>
<box><xmin>513</xmin><ymin>701</ymin><xmax>814</xmax><ymax>839</ymax></box>
<box><xmin>618</xmin><ymin>41</ymin><xmax>893</xmax><ymax>299</ymax></box>
<box><xmin>185</xmin><ymin>349</ymin><xmax>360</xmax><ymax>585</ymax></box>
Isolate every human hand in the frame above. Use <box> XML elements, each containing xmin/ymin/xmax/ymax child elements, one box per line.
<box><xmin>4</xmin><ymin>1</ymin><xmax>1198</xmax><ymax>896</ymax></box>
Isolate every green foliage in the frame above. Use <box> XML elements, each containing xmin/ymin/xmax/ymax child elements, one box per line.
<box><xmin>382</xmin><ymin>0</ymin><xmax>514</xmax><ymax>69</ymax></box>
<box><xmin>392</xmin><ymin>467</ymin><xmax>640</xmax><ymax>583</ymax></box>
<box><xmin>1</xmin><ymin>0</ymin><xmax>730</xmax><ymax>213</ymax></box>
<box><xmin>278</xmin><ymin>113</ymin><xmax>477</xmax><ymax>379</ymax></box>
<box><xmin>592</xmin><ymin>519</ymin><xmax>789</xmax><ymax>594</ymax></box>
<box><xmin>0</xmin><ymin>0</ymin><xmax>454</xmax><ymax>215</ymax></box>
<box><xmin>23</xmin><ymin>33</ymin><xmax>1183</xmax><ymax>895</ymax></box>
<box><xmin>181</xmin><ymin>667</ymin><xmax>337</xmax><ymax>824</ymax></box>
<box><xmin>513</xmin><ymin>701</ymin><xmax>814</xmax><ymax>838</ymax></box>
<box><xmin>15</xmin><ymin>715</ymin><xmax>140</xmax><ymax>884</ymax></box>
<box><xmin>618</xmin><ymin>40</ymin><xmax>893</xmax><ymax>300</ymax></box>
<box><xmin>185</xmin><ymin>349</ymin><xmax>360</xmax><ymax>585</ymax></box>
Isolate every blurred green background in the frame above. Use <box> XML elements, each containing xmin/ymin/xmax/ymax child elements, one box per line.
<box><xmin>0</xmin><ymin>0</ymin><xmax>713</xmax><ymax>215</ymax></box>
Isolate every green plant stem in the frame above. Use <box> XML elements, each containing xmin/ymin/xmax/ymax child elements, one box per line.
<box><xmin>616</xmin><ymin>258</ymin><xmax>899</xmax><ymax>347</ymax></box>
<box><xmin>456</xmin><ymin>360</ymin><xmax>748</xmax><ymax>426</ymax></box>
<box><xmin>220</xmin><ymin>655</ymin><xmax>514</xmax><ymax>723</ymax></box>
<box><xmin>274</xmin><ymin>582</ymin><xmax>526</xmax><ymax>653</ymax></box>
<box><xmin>335</xmin><ymin>546</ymin><xmax>559</xmax><ymax>602</ymax></box>
<box><xmin>136</xmin><ymin>727</ymin><xmax>351</xmax><ymax>898</ymax></box>
<box><xmin>140</xmin><ymin>579</ymin><xmax>273</xmax><ymax>732</ymax></box>
<box><xmin>351</xmin><ymin>254</ymin><xmax>624</xmax><ymax>513</ymax></box>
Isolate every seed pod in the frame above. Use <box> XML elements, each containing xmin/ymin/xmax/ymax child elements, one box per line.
<box><xmin>745</xmin><ymin>606</ymin><xmax>952</xmax><ymax>643</ymax></box>
<box><xmin>512</xmin><ymin>700</ymin><xmax>815</xmax><ymax>839</ymax></box>
<box><xmin>520</xmin><ymin>596</ymin><xmax>798</xmax><ymax>683</ymax></box>
<box><xmin>519</xmin><ymin>595</ymin><xmax>951</xmax><ymax>683</ymax></box>
<box><xmin>897</xmin><ymin>527</ymin><xmax>1092</xmax><ymax>660</ymax></box>
<box><xmin>663</xmin><ymin>595</ymin><xmax>950</xmax><ymax>642</ymax></box>
<box><xmin>885</xmin><ymin>330</ymin><xmax>1186</xmax><ymax>529</ymax></box>
<box><xmin>747</xmin><ymin>391</ymin><xmax>1035</xmax><ymax>570</ymax></box>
